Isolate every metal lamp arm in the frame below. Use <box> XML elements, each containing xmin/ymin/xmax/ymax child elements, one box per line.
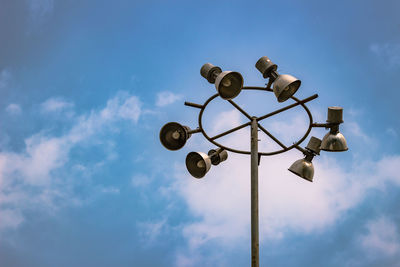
<box><xmin>312</xmin><ymin>122</ymin><xmax>335</xmax><ymax>128</ymax></box>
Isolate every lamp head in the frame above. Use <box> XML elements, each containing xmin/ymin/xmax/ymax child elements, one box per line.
<box><xmin>273</xmin><ymin>74</ymin><xmax>301</xmax><ymax>102</ymax></box>
<box><xmin>289</xmin><ymin>136</ymin><xmax>321</xmax><ymax>182</ymax></box>
<box><xmin>200</xmin><ymin>63</ymin><xmax>222</xmax><ymax>83</ymax></box>
<box><xmin>215</xmin><ymin>71</ymin><xmax>243</xmax><ymax>100</ymax></box>
<box><xmin>320</xmin><ymin>107</ymin><xmax>348</xmax><ymax>152</ymax></box>
<box><xmin>306</xmin><ymin>136</ymin><xmax>322</xmax><ymax>155</ymax></box>
<box><xmin>186</xmin><ymin>152</ymin><xmax>212</xmax><ymax>178</ymax></box>
<box><xmin>160</xmin><ymin>122</ymin><xmax>191</xmax><ymax>150</ymax></box>
<box><xmin>201</xmin><ymin>63</ymin><xmax>243</xmax><ymax>100</ymax></box>
<box><xmin>288</xmin><ymin>158</ymin><xmax>314</xmax><ymax>182</ymax></box>
<box><xmin>255</xmin><ymin>56</ymin><xmax>278</xmax><ymax>78</ymax></box>
<box><xmin>208</xmin><ymin>149</ymin><xmax>228</xmax><ymax>165</ymax></box>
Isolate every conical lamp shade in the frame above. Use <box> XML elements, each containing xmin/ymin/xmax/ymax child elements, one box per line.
<box><xmin>215</xmin><ymin>71</ymin><xmax>243</xmax><ymax>100</ymax></box>
<box><xmin>273</xmin><ymin>74</ymin><xmax>301</xmax><ymax>102</ymax></box>
<box><xmin>160</xmin><ymin>122</ymin><xmax>190</xmax><ymax>150</ymax></box>
<box><xmin>320</xmin><ymin>132</ymin><xmax>348</xmax><ymax>152</ymax></box>
<box><xmin>186</xmin><ymin>152</ymin><xmax>212</xmax><ymax>178</ymax></box>
<box><xmin>288</xmin><ymin>159</ymin><xmax>314</xmax><ymax>182</ymax></box>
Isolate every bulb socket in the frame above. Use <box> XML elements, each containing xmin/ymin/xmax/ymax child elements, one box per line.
<box><xmin>200</xmin><ymin>63</ymin><xmax>222</xmax><ymax>83</ymax></box>
<box><xmin>305</xmin><ymin>136</ymin><xmax>322</xmax><ymax>155</ymax></box>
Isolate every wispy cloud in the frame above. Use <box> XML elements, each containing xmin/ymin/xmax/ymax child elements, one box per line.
<box><xmin>268</xmin><ymin>114</ymin><xmax>309</xmax><ymax>144</ymax></box>
<box><xmin>346</xmin><ymin>121</ymin><xmax>372</xmax><ymax>143</ymax></box>
<box><xmin>360</xmin><ymin>217</ymin><xmax>400</xmax><ymax>256</ymax></box>
<box><xmin>137</xmin><ymin>219</ymin><xmax>167</xmax><ymax>246</ymax></box>
<box><xmin>5</xmin><ymin>104</ymin><xmax>22</xmax><ymax>115</ymax></box>
<box><xmin>0</xmin><ymin>69</ymin><xmax>12</xmax><ymax>89</ymax></box>
<box><xmin>370</xmin><ymin>43</ymin><xmax>400</xmax><ymax>68</ymax></box>
<box><xmin>156</xmin><ymin>91</ymin><xmax>183</xmax><ymax>107</ymax></box>
<box><xmin>97</xmin><ymin>185</ymin><xmax>120</xmax><ymax>195</ymax></box>
<box><xmin>0</xmin><ymin>209</ymin><xmax>24</xmax><ymax>231</ymax></box>
<box><xmin>100</xmin><ymin>92</ymin><xmax>141</xmax><ymax>123</ymax></box>
<box><xmin>40</xmin><ymin>97</ymin><xmax>74</xmax><ymax>113</ymax></box>
<box><xmin>209</xmin><ymin>109</ymin><xmax>244</xmax><ymax>136</ymax></box>
<box><xmin>26</xmin><ymin>0</ymin><xmax>54</xmax><ymax>31</ymax></box>
<box><xmin>386</xmin><ymin>127</ymin><xmax>398</xmax><ymax>138</ymax></box>
<box><xmin>0</xmin><ymin>91</ymin><xmax>142</xmax><ymax>230</ymax></box>
<box><xmin>131</xmin><ymin>173</ymin><xmax>152</xmax><ymax>188</ymax></box>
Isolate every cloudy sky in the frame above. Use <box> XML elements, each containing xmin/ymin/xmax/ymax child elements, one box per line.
<box><xmin>1</xmin><ymin>0</ymin><xmax>400</xmax><ymax>266</ymax></box>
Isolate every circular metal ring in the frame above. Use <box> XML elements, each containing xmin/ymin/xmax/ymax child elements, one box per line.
<box><xmin>198</xmin><ymin>86</ymin><xmax>314</xmax><ymax>156</ymax></box>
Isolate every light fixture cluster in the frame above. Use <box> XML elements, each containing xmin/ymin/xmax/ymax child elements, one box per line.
<box><xmin>288</xmin><ymin>106</ymin><xmax>348</xmax><ymax>182</ymax></box>
<box><xmin>255</xmin><ymin>56</ymin><xmax>301</xmax><ymax>102</ymax></box>
<box><xmin>319</xmin><ymin>107</ymin><xmax>348</xmax><ymax>152</ymax></box>
<box><xmin>160</xmin><ymin>56</ymin><xmax>348</xmax><ymax>182</ymax></box>
<box><xmin>186</xmin><ymin>148</ymin><xmax>228</xmax><ymax>178</ymax></box>
<box><xmin>159</xmin><ymin>55</ymin><xmax>349</xmax><ymax>266</ymax></box>
<box><xmin>159</xmin><ymin>121</ymin><xmax>228</xmax><ymax>178</ymax></box>
<box><xmin>199</xmin><ymin>56</ymin><xmax>302</xmax><ymax>103</ymax></box>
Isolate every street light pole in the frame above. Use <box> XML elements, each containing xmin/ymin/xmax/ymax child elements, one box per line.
<box><xmin>159</xmin><ymin>56</ymin><xmax>348</xmax><ymax>266</ymax></box>
<box><xmin>251</xmin><ymin>117</ymin><xmax>259</xmax><ymax>267</ymax></box>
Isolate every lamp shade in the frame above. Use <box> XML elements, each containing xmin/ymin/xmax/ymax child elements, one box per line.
<box><xmin>215</xmin><ymin>71</ymin><xmax>243</xmax><ymax>100</ymax></box>
<box><xmin>160</xmin><ymin>122</ymin><xmax>190</xmax><ymax>150</ymax></box>
<box><xmin>320</xmin><ymin>131</ymin><xmax>348</xmax><ymax>152</ymax></box>
<box><xmin>186</xmin><ymin>152</ymin><xmax>212</xmax><ymax>178</ymax></box>
<box><xmin>288</xmin><ymin>158</ymin><xmax>314</xmax><ymax>182</ymax></box>
<box><xmin>273</xmin><ymin>74</ymin><xmax>301</xmax><ymax>102</ymax></box>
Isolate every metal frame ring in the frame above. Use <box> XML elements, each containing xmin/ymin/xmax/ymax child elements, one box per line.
<box><xmin>197</xmin><ymin>87</ymin><xmax>314</xmax><ymax>156</ymax></box>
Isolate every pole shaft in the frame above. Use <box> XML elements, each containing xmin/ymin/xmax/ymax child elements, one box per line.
<box><xmin>251</xmin><ymin>117</ymin><xmax>259</xmax><ymax>267</ymax></box>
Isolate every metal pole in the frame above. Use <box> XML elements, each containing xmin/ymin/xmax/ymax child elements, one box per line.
<box><xmin>251</xmin><ymin>117</ymin><xmax>259</xmax><ymax>267</ymax></box>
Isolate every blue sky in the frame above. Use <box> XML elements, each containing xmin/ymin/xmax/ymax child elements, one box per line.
<box><xmin>1</xmin><ymin>0</ymin><xmax>400</xmax><ymax>266</ymax></box>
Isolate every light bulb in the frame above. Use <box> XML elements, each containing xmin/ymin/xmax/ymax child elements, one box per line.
<box><xmin>197</xmin><ymin>160</ymin><xmax>205</xmax><ymax>168</ymax></box>
<box><xmin>171</xmin><ymin>131</ymin><xmax>180</xmax><ymax>140</ymax></box>
<box><xmin>222</xmin><ymin>78</ymin><xmax>232</xmax><ymax>87</ymax></box>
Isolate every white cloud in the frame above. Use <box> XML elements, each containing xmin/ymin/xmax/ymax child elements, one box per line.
<box><xmin>137</xmin><ymin>219</ymin><xmax>167</xmax><ymax>245</ymax></box>
<box><xmin>5</xmin><ymin>104</ymin><xmax>22</xmax><ymax>115</ymax></box>
<box><xmin>21</xmin><ymin>135</ymin><xmax>69</xmax><ymax>185</ymax></box>
<box><xmin>174</xmin><ymin>250</ymin><xmax>222</xmax><ymax>267</ymax></box>
<box><xmin>0</xmin><ymin>209</ymin><xmax>24</xmax><ymax>231</ymax></box>
<box><xmin>370</xmin><ymin>43</ymin><xmax>400</xmax><ymax>67</ymax></box>
<box><xmin>98</xmin><ymin>186</ymin><xmax>120</xmax><ymax>195</ymax></box>
<box><xmin>0</xmin><ymin>69</ymin><xmax>11</xmax><ymax>89</ymax></box>
<box><xmin>386</xmin><ymin>127</ymin><xmax>398</xmax><ymax>138</ymax></box>
<box><xmin>131</xmin><ymin>173</ymin><xmax>152</xmax><ymax>188</ymax></box>
<box><xmin>40</xmin><ymin>97</ymin><xmax>74</xmax><ymax>113</ymax></box>
<box><xmin>156</xmin><ymin>91</ymin><xmax>183</xmax><ymax>107</ymax></box>
<box><xmin>267</xmin><ymin>114</ymin><xmax>309</xmax><ymax>144</ymax></box>
<box><xmin>209</xmin><ymin>109</ymin><xmax>244</xmax><ymax>135</ymax></box>
<box><xmin>175</xmin><ymin>252</ymin><xmax>197</xmax><ymax>267</ymax></box>
<box><xmin>165</xmin><ymin>112</ymin><xmax>400</xmax><ymax>250</ymax></box>
<box><xmin>360</xmin><ymin>217</ymin><xmax>400</xmax><ymax>256</ymax></box>
<box><xmin>26</xmin><ymin>0</ymin><xmax>54</xmax><ymax>30</ymax></box>
<box><xmin>345</xmin><ymin>121</ymin><xmax>372</xmax><ymax>143</ymax></box>
<box><xmin>0</xmin><ymin>91</ymin><xmax>142</xmax><ymax>230</ymax></box>
<box><xmin>100</xmin><ymin>92</ymin><xmax>141</xmax><ymax>123</ymax></box>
